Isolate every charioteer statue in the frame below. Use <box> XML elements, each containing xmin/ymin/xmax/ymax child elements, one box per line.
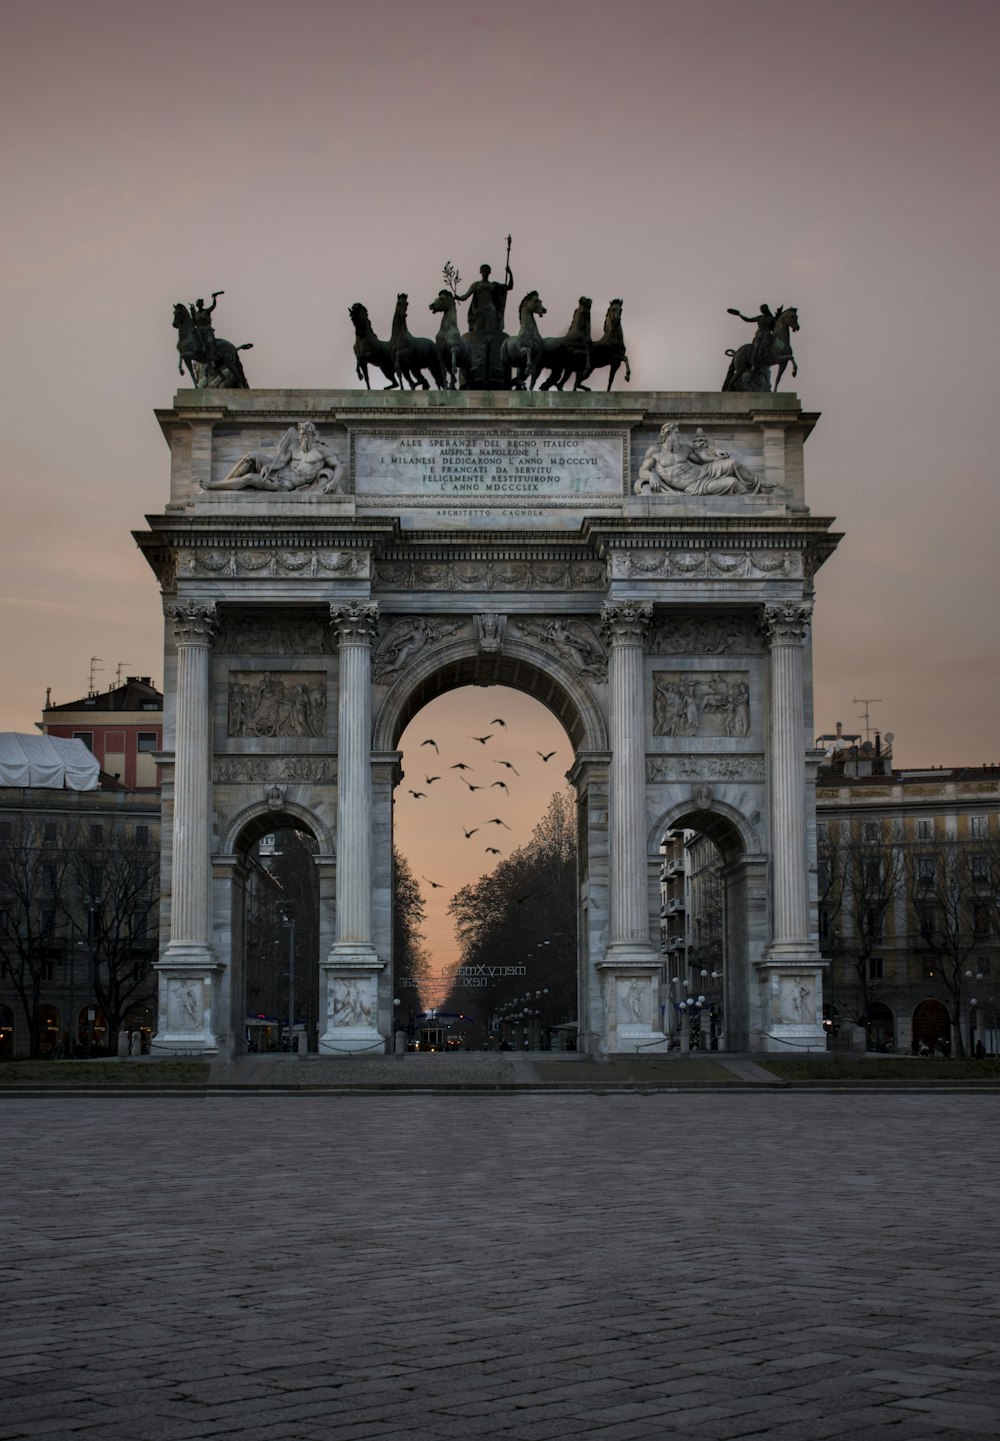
<box><xmin>443</xmin><ymin>236</ymin><xmax>514</xmax><ymax>387</ymax></box>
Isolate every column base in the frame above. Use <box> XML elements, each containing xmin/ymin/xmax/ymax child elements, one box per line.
<box><xmin>151</xmin><ymin>951</ymin><xmax>222</xmax><ymax>1056</ymax></box>
<box><xmin>598</xmin><ymin>955</ymin><xmax>669</xmax><ymax>1056</ymax></box>
<box><xmin>319</xmin><ymin>950</ymin><xmax>385</xmax><ymax>1055</ymax></box>
<box><xmin>754</xmin><ymin>954</ymin><xmax>828</xmax><ymax>1053</ymax></box>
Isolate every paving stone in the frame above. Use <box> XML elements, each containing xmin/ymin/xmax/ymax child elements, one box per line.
<box><xmin>1</xmin><ymin>1094</ymin><xmax>999</xmax><ymax>1441</ymax></box>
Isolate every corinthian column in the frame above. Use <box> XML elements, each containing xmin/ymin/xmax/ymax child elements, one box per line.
<box><xmin>756</xmin><ymin>600</ymin><xmax>825</xmax><ymax>1052</ymax></box>
<box><xmin>598</xmin><ymin>602</ymin><xmax>666</xmax><ymax>1054</ymax></box>
<box><xmin>153</xmin><ymin>600</ymin><xmax>219</xmax><ymax>1055</ymax></box>
<box><xmin>761</xmin><ymin>601</ymin><xmax>813</xmax><ymax>952</ymax></box>
<box><xmin>322</xmin><ymin>601</ymin><xmax>382</xmax><ymax>1053</ymax></box>
<box><xmin>164</xmin><ymin>600</ymin><xmax>216</xmax><ymax>960</ymax></box>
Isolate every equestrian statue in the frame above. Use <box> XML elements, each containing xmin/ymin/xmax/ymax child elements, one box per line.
<box><xmin>722</xmin><ymin>304</ymin><xmax>799</xmax><ymax>392</ymax></box>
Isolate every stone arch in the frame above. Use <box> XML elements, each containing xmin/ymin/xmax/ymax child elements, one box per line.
<box><xmin>647</xmin><ymin>797</ymin><xmax>762</xmax><ymax>861</ymax></box>
<box><xmin>218</xmin><ymin>799</ymin><xmax>334</xmax><ymax>861</ymax></box>
<box><xmin>372</xmin><ymin>637</ymin><xmax>608</xmax><ymax>754</ymax></box>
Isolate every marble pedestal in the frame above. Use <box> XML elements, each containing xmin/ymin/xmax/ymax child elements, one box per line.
<box><xmin>319</xmin><ymin>954</ymin><xmax>385</xmax><ymax>1054</ymax></box>
<box><xmin>754</xmin><ymin>958</ymin><xmax>828</xmax><ymax>1052</ymax></box>
<box><xmin>599</xmin><ymin>961</ymin><xmax>670</xmax><ymax>1054</ymax></box>
<box><xmin>150</xmin><ymin>956</ymin><xmax>223</xmax><ymax>1056</ymax></box>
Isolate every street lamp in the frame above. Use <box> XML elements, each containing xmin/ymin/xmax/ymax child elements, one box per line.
<box><xmin>279</xmin><ymin>902</ymin><xmax>296</xmax><ymax>1050</ymax></box>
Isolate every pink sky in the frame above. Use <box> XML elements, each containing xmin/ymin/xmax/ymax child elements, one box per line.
<box><xmin>2</xmin><ymin>2</ymin><xmax>998</xmax><ymax>784</ymax></box>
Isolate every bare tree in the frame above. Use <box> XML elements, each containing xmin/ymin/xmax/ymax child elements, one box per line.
<box><xmin>905</xmin><ymin>837</ymin><xmax>1000</xmax><ymax>1056</ymax></box>
<box><xmin>393</xmin><ymin>846</ymin><xmax>431</xmax><ymax>1018</ymax></box>
<box><xmin>0</xmin><ymin>816</ymin><xmax>71</xmax><ymax>1056</ymax></box>
<box><xmin>61</xmin><ymin>819</ymin><xmax>159</xmax><ymax>1052</ymax></box>
<box><xmin>821</xmin><ymin>822</ymin><xmax>904</xmax><ymax>1031</ymax></box>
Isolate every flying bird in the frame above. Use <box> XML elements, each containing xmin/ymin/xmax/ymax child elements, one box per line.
<box><xmin>450</xmin><ymin>762</ymin><xmax>474</xmax><ymax>771</ymax></box>
<box><xmin>495</xmin><ymin>760</ymin><xmax>520</xmax><ymax>775</ymax></box>
<box><xmin>421</xmin><ymin>739</ymin><xmax>439</xmax><ymax>752</ymax></box>
<box><xmin>462</xmin><ymin>780</ymin><xmax>484</xmax><ymax>792</ymax></box>
<box><xmin>490</xmin><ymin>780</ymin><xmax>509</xmax><ymax>793</ymax></box>
<box><xmin>470</xmin><ymin>734</ymin><xmax>493</xmax><ymax>744</ymax></box>
<box><xmin>463</xmin><ymin>826</ymin><xmax>479</xmax><ymax>839</ymax></box>
<box><xmin>538</xmin><ymin>750</ymin><xmax>556</xmax><ymax>762</ymax></box>
<box><xmin>425</xmin><ymin>775</ymin><xmax>441</xmax><ymax>784</ymax></box>
<box><xmin>485</xmin><ymin>847</ymin><xmax>501</xmax><ymax>855</ymax></box>
<box><xmin>490</xmin><ymin>718</ymin><xmax>507</xmax><ymax>727</ymax></box>
<box><xmin>422</xmin><ymin>877</ymin><xmax>444</xmax><ymax>889</ymax></box>
<box><xmin>407</xmin><ymin>790</ymin><xmax>427</xmax><ymax>799</ymax></box>
<box><xmin>486</xmin><ymin>818</ymin><xmax>511</xmax><ymax>828</ymax></box>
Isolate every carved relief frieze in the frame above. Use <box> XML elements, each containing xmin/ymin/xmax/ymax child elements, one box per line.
<box><xmin>166</xmin><ymin>977</ymin><xmax>204</xmax><ymax>1032</ymax></box>
<box><xmin>613</xmin><ymin>550</ymin><xmax>797</xmax><ymax>581</ymax></box>
<box><xmin>179</xmin><ymin>549</ymin><xmax>367</xmax><ymax>580</ymax></box>
<box><xmin>215</xmin><ymin>611</ymin><xmax>335</xmax><ymax>656</ymax></box>
<box><xmin>653</xmin><ymin>672</ymin><xmax>750</xmax><ymax>738</ymax></box>
<box><xmin>374</xmin><ymin>559</ymin><xmax>606</xmax><ymax>591</ymax></box>
<box><xmin>328</xmin><ymin>975</ymin><xmax>376</xmax><ymax>1027</ymax></box>
<box><xmin>514</xmin><ymin>617</ymin><xmax>607</xmax><ymax>681</ymax></box>
<box><xmin>214</xmin><ymin>756</ymin><xmax>335</xmax><ymax>784</ymax></box>
<box><xmin>646</xmin><ymin>755</ymin><xmax>765</xmax><ymax>784</ymax></box>
<box><xmin>371</xmin><ymin>617</ymin><xmax>465</xmax><ymax>683</ymax></box>
<box><xmin>228</xmin><ymin>672</ymin><xmax>327</xmax><ymax>738</ymax></box>
<box><xmin>649</xmin><ymin>615</ymin><xmax>763</xmax><ymax>655</ymax></box>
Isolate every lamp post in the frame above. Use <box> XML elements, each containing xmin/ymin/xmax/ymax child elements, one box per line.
<box><xmin>280</xmin><ymin>902</ymin><xmax>296</xmax><ymax>1050</ymax></box>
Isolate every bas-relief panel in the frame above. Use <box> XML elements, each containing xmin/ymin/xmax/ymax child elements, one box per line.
<box><xmin>648</xmin><ymin>616</ymin><xmax>763</xmax><ymax>655</ymax></box>
<box><xmin>166</xmin><ymin>977</ymin><xmax>204</xmax><ymax>1031</ymax></box>
<box><xmin>215</xmin><ymin>612</ymin><xmax>335</xmax><ymax>656</ymax></box>
<box><xmin>374</xmin><ymin>559</ymin><xmax>606</xmax><ymax>591</ymax></box>
<box><xmin>646</xmin><ymin>755</ymin><xmax>765</xmax><ymax>784</ymax></box>
<box><xmin>328</xmin><ymin>975</ymin><xmax>376</xmax><ymax>1027</ymax></box>
<box><xmin>214</xmin><ymin>756</ymin><xmax>335</xmax><ymax>784</ymax></box>
<box><xmin>228</xmin><ymin>672</ymin><xmax>327</xmax><ymax>738</ymax></box>
<box><xmin>372</xmin><ymin>618</ymin><xmax>465</xmax><ymax>683</ymax></box>
<box><xmin>652</xmin><ymin>672</ymin><xmax>750</xmax><ymax>738</ymax></box>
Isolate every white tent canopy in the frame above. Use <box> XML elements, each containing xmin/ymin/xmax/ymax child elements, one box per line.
<box><xmin>0</xmin><ymin>734</ymin><xmax>100</xmax><ymax>790</ymax></box>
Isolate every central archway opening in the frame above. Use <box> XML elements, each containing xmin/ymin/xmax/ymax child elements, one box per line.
<box><xmin>392</xmin><ymin>684</ymin><xmax>578</xmax><ymax>1050</ymax></box>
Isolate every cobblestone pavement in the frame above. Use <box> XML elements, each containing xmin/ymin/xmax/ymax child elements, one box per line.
<box><xmin>2</xmin><ymin>1095</ymin><xmax>998</xmax><ymax>1440</ymax></box>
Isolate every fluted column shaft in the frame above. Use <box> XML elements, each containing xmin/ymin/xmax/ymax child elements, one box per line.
<box><xmin>166</xmin><ymin>602</ymin><xmax>216</xmax><ymax>949</ymax></box>
<box><xmin>331</xmin><ymin>602</ymin><xmax>379</xmax><ymax>947</ymax></box>
<box><xmin>601</xmin><ymin>602</ymin><xmax>654</xmax><ymax>949</ymax></box>
<box><xmin>762</xmin><ymin>601</ymin><xmax>812</xmax><ymax>947</ymax></box>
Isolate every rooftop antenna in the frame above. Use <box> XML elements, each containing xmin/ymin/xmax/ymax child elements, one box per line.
<box><xmin>115</xmin><ymin>661</ymin><xmax>130</xmax><ymax>686</ymax></box>
<box><xmin>88</xmin><ymin>656</ymin><xmax>104</xmax><ymax>695</ymax></box>
<box><xmin>853</xmin><ymin>696</ymin><xmax>882</xmax><ymax>744</ymax></box>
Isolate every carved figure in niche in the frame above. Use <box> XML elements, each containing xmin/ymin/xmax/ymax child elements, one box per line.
<box><xmin>619</xmin><ymin>978</ymin><xmax>649</xmax><ymax>1025</ymax></box>
<box><xmin>173</xmin><ymin>301</ymin><xmax>252</xmax><ymax>389</ymax></box>
<box><xmin>228</xmin><ymin>673</ymin><xmax>326</xmax><ymax>738</ymax></box>
<box><xmin>168</xmin><ymin>978</ymin><xmax>202</xmax><ymax>1030</ymax></box>
<box><xmin>653</xmin><ymin>673</ymin><xmax>750</xmax><ymax>739</ymax></box>
<box><xmin>518</xmin><ymin>617</ymin><xmax>606</xmax><ymax>680</ymax></box>
<box><xmin>330</xmin><ymin>978</ymin><xmax>374</xmax><ymax>1027</ymax></box>
<box><xmin>636</xmin><ymin>423</ymin><xmax>772</xmax><ymax>496</ymax></box>
<box><xmin>205</xmin><ymin>421</ymin><xmax>342</xmax><ymax>493</ymax></box>
<box><xmin>779</xmin><ymin>978</ymin><xmax>813</xmax><ymax>1024</ymax></box>
<box><xmin>722</xmin><ymin>304</ymin><xmax>799</xmax><ymax>392</ymax></box>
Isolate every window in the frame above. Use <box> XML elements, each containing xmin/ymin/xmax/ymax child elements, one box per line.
<box><xmin>90</xmin><ymin>824</ymin><xmax>103</xmax><ymax>845</ymax></box>
<box><xmin>862</xmin><ymin>820</ymin><xmax>881</xmax><ymax>843</ymax></box>
<box><xmin>43</xmin><ymin>822</ymin><xmax>57</xmax><ymax>842</ymax></box>
<box><xmin>819</xmin><ymin>908</ymin><xmax>831</xmax><ymax>941</ymax></box>
<box><xmin>917</xmin><ymin>819</ymin><xmax>932</xmax><ymax>841</ymax></box>
<box><xmin>73</xmin><ymin>731</ymin><xmax>94</xmax><ymax>752</ymax></box>
<box><xmin>817</xmin><ymin>861</ymin><xmax>831</xmax><ymax>893</ymax></box>
<box><xmin>923</xmin><ymin>958</ymin><xmax>938</xmax><ymax>979</ymax></box>
<box><xmin>134</xmin><ymin>825</ymin><xmax>149</xmax><ymax>848</ymax></box>
<box><xmin>864</xmin><ymin>907</ymin><xmax>885</xmax><ymax>943</ymax></box>
<box><xmin>868</xmin><ymin>957</ymin><xmax>884</xmax><ymax>980</ymax></box>
<box><xmin>137</xmin><ymin>733</ymin><xmax>158</xmax><ymax>753</ymax></box>
<box><xmin>971</xmin><ymin>853</ymin><xmax>988</xmax><ymax>886</ymax></box>
<box><xmin>917</xmin><ymin>856</ymin><xmax>936</xmax><ymax>888</ymax></box>
<box><xmin>918</xmin><ymin>903</ymin><xmax>936</xmax><ymax>941</ymax></box>
<box><xmin>970</xmin><ymin>815</ymin><xmax>988</xmax><ymax>839</ymax></box>
<box><xmin>976</xmin><ymin>957</ymin><xmax>992</xmax><ymax>979</ymax></box>
<box><xmin>974</xmin><ymin>906</ymin><xmax>991</xmax><ymax>940</ymax></box>
<box><xmin>817</xmin><ymin>823</ymin><xmax>828</xmax><ymax>844</ymax></box>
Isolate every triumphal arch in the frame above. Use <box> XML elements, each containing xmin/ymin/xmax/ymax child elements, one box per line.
<box><xmin>138</xmin><ymin>315</ymin><xmax>838</xmax><ymax>1057</ymax></box>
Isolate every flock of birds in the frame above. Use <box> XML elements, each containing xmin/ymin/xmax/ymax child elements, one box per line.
<box><xmin>402</xmin><ymin>715</ymin><xmax>559</xmax><ymax>894</ymax></box>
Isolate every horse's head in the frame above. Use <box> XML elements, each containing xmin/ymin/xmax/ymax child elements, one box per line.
<box><xmin>783</xmin><ymin>306</ymin><xmax>799</xmax><ymax>332</ymax></box>
<box><xmin>520</xmin><ymin>290</ymin><xmax>546</xmax><ymax>320</ymax></box>
<box><xmin>172</xmin><ymin>302</ymin><xmax>189</xmax><ymax>327</ymax></box>
<box><xmin>349</xmin><ymin>302</ymin><xmax>368</xmax><ymax>323</ymax></box>
<box><xmin>606</xmin><ymin>299</ymin><xmax>623</xmax><ymax>322</ymax></box>
<box><xmin>429</xmin><ymin>290</ymin><xmax>453</xmax><ymax>314</ymax></box>
<box><xmin>396</xmin><ymin>292</ymin><xmax>408</xmax><ymax>313</ymax></box>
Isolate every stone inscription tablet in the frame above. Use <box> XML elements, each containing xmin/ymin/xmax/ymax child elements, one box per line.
<box><xmin>353</xmin><ymin>429</ymin><xmax>626</xmax><ymax>509</ymax></box>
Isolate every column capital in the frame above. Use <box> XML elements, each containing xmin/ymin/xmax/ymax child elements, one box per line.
<box><xmin>166</xmin><ymin>600</ymin><xmax>217</xmax><ymax>645</ymax></box>
<box><xmin>760</xmin><ymin>600</ymin><xmax>813</xmax><ymax>646</ymax></box>
<box><xmin>600</xmin><ymin>600</ymin><xmax>653</xmax><ymax>646</ymax></box>
<box><xmin>331</xmin><ymin>600</ymin><xmax>379</xmax><ymax>644</ymax></box>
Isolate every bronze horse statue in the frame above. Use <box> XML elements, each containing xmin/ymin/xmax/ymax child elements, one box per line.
<box><xmin>390</xmin><ymin>293</ymin><xmax>445</xmax><ymax>390</ymax></box>
<box><xmin>502</xmin><ymin>291</ymin><xmax>547</xmax><ymax>389</ymax></box>
<box><xmin>173</xmin><ymin>303</ymin><xmax>251</xmax><ymax>388</ymax></box>
<box><xmin>349</xmin><ymin>303</ymin><xmax>399</xmax><ymax>389</ymax></box>
<box><xmin>573</xmin><ymin>298</ymin><xmax>630</xmax><ymax>392</ymax></box>
<box><xmin>429</xmin><ymin>290</ymin><xmax>474</xmax><ymax>390</ymax></box>
<box><xmin>531</xmin><ymin>297</ymin><xmax>592</xmax><ymax>391</ymax></box>
<box><xmin>722</xmin><ymin>306</ymin><xmax>799</xmax><ymax>392</ymax></box>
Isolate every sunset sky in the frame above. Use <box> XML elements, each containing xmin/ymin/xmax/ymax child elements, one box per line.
<box><xmin>3</xmin><ymin>0</ymin><xmax>999</xmax><ymax>965</ymax></box>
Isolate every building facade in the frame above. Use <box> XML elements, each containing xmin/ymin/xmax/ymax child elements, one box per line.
<box><xmin>40</xmin><ymin>676</ymin><xmax>163</xmax><ymax>791</ymax></box>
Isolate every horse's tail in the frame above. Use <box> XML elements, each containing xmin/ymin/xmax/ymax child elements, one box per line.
<box><xmin>237</xmin><ymin>343</ymin><xmax>254</xmax><ymax>352</ymax></box>
<box><xmin>725</xmin><ymin>349</ymin><xmax>736</xmax><ymax>358</ymax></box>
